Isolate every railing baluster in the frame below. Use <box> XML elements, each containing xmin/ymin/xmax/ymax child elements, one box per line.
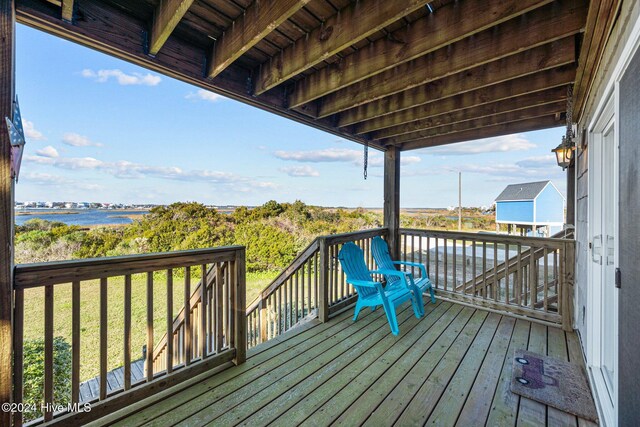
<box><xmin>295</xmin><ymin>270</ymin><xmax>300</xmax><ymax>324</ymax></box>
<box><xmin>482</xmin><ymin>242</ymin><xmax>487</xmax><ymax>298</ymax></box>
<box><xmin>493</xmin><ymin>242</ymin><xmax>498</xmax><ymax>302</ymax></box>
<box><xmin>71</xmin><ymin>281</ymin><xmax>80</xmax><ymax>403</ymax></box>
<box><xmin>184</xmin><ymin>267</ymin><xmax>192</xmax><ymax>366</ymax></box>
<box><xmin>44</xmin><ymin>285</ymin><xmax>54</xmax><ymax>420</ymax></box>
<box><xmin>559</xmin><ymin>246</ymin><xmax>565</xmax><ymax>319</ymax></box>
<box><xmin>444</xmin><ymin>238</ymin><xmax>448</xmax><ymax>291</ymax></box>
<box><xmin>208</xmin><ymin>267</ymin><xmax>214</xmax><ymax>353</ymax></box>
<box><xmin>216</xmin><ymin>263</ymin><xmax>224</xmax><ymax>352</ymax></box>
<box><xmin>418</xmin><ymin>234</ymin><xmax>423</xmax><ymax>274</ymax></box>
<box><xmin>13</xmin><ymin>288</ymin><xmax>24</xmax><ymax>427</ymax></box>
<box><xmin>277</xmin><ymin>284</ymin><xmax>282</xmax><ymax>336</ymax></box>
<box><xmin>435</xmin><ymin>237</ymin><xmax>439</xmax><ymax>288</ymax></box>
<box><xmin>554</xmin><ymin>249</ymin><xmax>559</xmax><ymax>296</ymax></box>
<box><xmin>504</xmin><ymin>244</ymin><xmax>509</xmax><ymax>305</ymax></box>
<box><xmin>166</xmin><ymin>269</ymin><xmax>173</xmax><ymax>373</ymax></box>
<box><xmin>403</xmin><ymin>233</ymin><xmax>407</xmax><ymax>263</ymax></box>
<box><xmin>340</xmin><ymin>247</ymin><xmax>345</xmax><ymax>301</ymax></box>
<box><xmin>426</xmin><ymin>236</ymin><xmax>431</xmax><ymax>276</ymax></box>
<box><xmin>301</xmin><ymin>263</ymin><xmax>306</xmax><ymax>318</ymax></box>
<box><xmin>100</xmin><ymin>278</ymin><xmax>108</xmax><ymax>400</ymax></box>
<box><xmin>146</xmin><ymin>272</ymin><xmax>154</xmax><ymax>381</ymax></box>
<box><xmin>516</xmin><ymin>244</ymin><xmax>522</xmax><ymax>306</ymax></box>
<box><xmin>529</xmin><ymin>248</ymin><xmax>536</xmax><ymax>309</ymax></box>
<box><xmin>200</xmin><ymin>264</ymin><xmax>207</xmax><ymax>359</ymax></box>
<box><xmin>462</xmin><ymin>240</ymin><xmax>466</xmax><ymax>295</ymax></box>
<box><xmin>124</xmin><ymin>275</ymin><xmax>132</xmax><ymax>390</ymax></box>
<box><xmin>411</xmin><ymin>234</ymin><xmax>416</xmax><ymax>276</ymax></box>
<box><xmin>452</xmin><ymin>238</ymin><xmax>457</xmax><ymax>290</ymax></box>
<box><xmin>543</xmin><ymin>247</ymin><xmax>549</xmax><ymax>312</ymax></box>
<box><xmin>289</xmin><ymin>277</ymin><xmax>293</xmax><ymax>327</ymax></box>
<box><xmin>472</xmin><ymin>241</ymin><xmax>476</xmax><ymax>295</ymax></box>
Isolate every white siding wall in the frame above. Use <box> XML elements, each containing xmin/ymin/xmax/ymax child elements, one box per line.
<box><xmin>574</xmin><ymin>0</ymin><xmax>640</xmax><ymax>349</ymax></box>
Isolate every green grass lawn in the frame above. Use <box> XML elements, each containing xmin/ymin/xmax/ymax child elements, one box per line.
<box><xmin>22</xmin><ymin>270</ymin><xmax>279</xmax><ymax>382</ymax></box>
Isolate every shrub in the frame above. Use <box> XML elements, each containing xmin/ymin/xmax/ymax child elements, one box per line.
<box><xmin>22</xmin><ymin>336</ymin><xmax>72</xmax><ymax>422</ymax></box>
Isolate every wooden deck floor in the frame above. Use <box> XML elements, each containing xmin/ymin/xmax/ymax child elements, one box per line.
<box><xmin>98</xmin><ymin>299</ymin><xmax>596</xmax><ymax>427</ymax></box>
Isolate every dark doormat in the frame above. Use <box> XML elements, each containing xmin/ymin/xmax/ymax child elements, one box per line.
<box><xmin>510</xmin><ymin>350</ymin><xmax>598</xmax><ymax>422</ymax></box>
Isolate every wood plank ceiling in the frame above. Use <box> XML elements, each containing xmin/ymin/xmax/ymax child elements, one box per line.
<box><xmin>16</xmin><ymin>0</ymin><xmax>601</xmax><ymax>151</ymax></box>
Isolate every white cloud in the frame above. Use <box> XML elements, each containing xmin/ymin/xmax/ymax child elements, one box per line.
<box><xmin>515</xmin><ymin>155</ymin><xmax>557</xmax><ymax>169</ymax></box>
<box><xmin>440</xmin><ymin>154</ymin><xmax>563</xmax><ymax>182</ymax></box>
<box><xmin>22</xmin><ymin>172</ymin><xmax>103</xmax><ymax>190</ymax></box>
<box><xmin>24</xmin><ymin>153</ymin><xmax>275</xmax><ymax>192</ymax></box>
<box><xmin>279</xmin><ymin>165</ymin><xmax>320</xmax><ymax>177</ymax></box>
<box><xmin>62</xmin><ymin>133</ymin><xmax>103</xmax><ymax>147</ymax></box>
<box><xmin>81</xmin><ymin>68</ymin><xmax>161</xmax><ymax>86</ymax></box>
<box><xmin>426</xmin><ymin>134</ymin><xmax>536</xmax><ymax>156</ymax></box>
<box><xmin>185</xmin><ymin>89</ymin><xmax>226</xmax><ymax>103</ymax></box>
<box><xmin>275</xmin><ymin>148</ymin><xmax>421</xmax><ymax>169</ymax></box>
<box><xmin>275</xmin><ymin>148</ymin><xmax>361</xmax><ymax>163</ymax></box>
<box><xmin>35</xmin><ymin>146</ymin><xmax>59</xmax><ymax>158</ymax></box>
<box><xmin>24</xmin><ymin>120</ymin><xmax>46</xmax><ymax>141</ymax></box>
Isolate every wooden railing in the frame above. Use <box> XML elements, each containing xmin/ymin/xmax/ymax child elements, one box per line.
<box><xmin>12</xmin><ymin>247</ymin><xmax>246</xmax><ymax>426</ymax></box>
<box><xmin>245</xmin><ymin>228</ymin><xmax>387</xmax><ymax>348</ymax></box>
<box><xmin>150</xmin><ymin>263</ymin><xmax>223</xmax><ymax>374</ymax></box>
<box><xmin>399</xmin><ymin>229</ymin><xmax>575</xmax><ymax>330</ymax></box>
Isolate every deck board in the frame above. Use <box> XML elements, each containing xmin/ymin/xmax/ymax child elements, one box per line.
<box><xmin>103</xmin><ymin>299</ymin><xmax>593</xmax><ymax>427</ymax></box>
<box><xmin>247</xmin><ymin>301</ymin><xmax>450</xmax><ymax>426</ymax></box>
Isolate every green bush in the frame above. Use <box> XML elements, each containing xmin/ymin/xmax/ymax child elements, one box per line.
<box><xmin>22</xmin><ymin>336</ymin><xmax>72</xmax><ymax>422</ymax></box>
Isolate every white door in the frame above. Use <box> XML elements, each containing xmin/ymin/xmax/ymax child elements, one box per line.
<box><xmin>588</xmin><ymin>96</ymin><xmax>618</xmax><ymax>425</ymax></box>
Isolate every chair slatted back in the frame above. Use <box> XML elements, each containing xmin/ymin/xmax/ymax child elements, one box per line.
<box><xmin>338</xmin><ymin>242</ymin><xmax>378</xmax><ymax>298</ymax></box>
<box><xmin>372</xmin><ymin>236</ymin><xmax>400</xmax><ymax>285</ymax></box>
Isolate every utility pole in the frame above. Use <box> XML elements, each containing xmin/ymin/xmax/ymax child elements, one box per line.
<box><xmin>458</xmin><ymin>172</ymin><xmax>462</xmax><ymax>231</ymax></box>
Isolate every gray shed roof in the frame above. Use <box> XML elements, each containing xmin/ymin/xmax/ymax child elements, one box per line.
<box><xmin>495</xmin><ymin>181</ymin><xmax>550</xmax><ymax>201</ymax></box>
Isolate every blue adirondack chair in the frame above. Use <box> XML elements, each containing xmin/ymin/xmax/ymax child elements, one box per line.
<box><xmin>338</xmin><ymin>242</ymin><xmax>423</xmax><ymax>336</ymax></box>
<box><xmin>371</xmin><ymin>236</ymin><xmax>435</xmax><ymax>317</ymax></box>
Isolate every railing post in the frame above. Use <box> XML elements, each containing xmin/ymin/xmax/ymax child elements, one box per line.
<box><xmin>259</xmin><ymin>298</ymin><xmax>268</xmax><ymax>343</ymax></box>
<box><xmin>0</xmin><ymin>1</ymin><xmax>15</xmax><ymax>425</ymax></box>
<box><xmin>384</xmin><ymin>146</ymin><xmax>401</xmax><ymax>259</ymax></box>
<box><xmin>318</xmin><ymin>238</ymin><xmax>330</xmax><ymax>322</ymax></box>
<box><xmin>234</xmin><ymin>248</ymin><xmax>247</xmax><ymax>364</ymax></box>
<box><xmin>562</xmin><ymin>240</ymin><xmax>575</xmax><ymax>331</ymax></box>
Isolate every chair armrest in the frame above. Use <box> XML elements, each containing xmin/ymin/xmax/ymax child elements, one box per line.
<box><xmin>370</xmin><ymin>269</ymin><xmax>413</xmax><ymax>290</ymax></box>
<box><xmin>370</xmin><ymin>268</ymin><xmax>409</xmax><ymax>280</ymax></box>
<box><xmin>392</xmin><ymin>261</ymin><xmax>428</xmax><ymax>278</ymax></box>
<box><xmin>347</xmin><ymin>279</ymin><xmax>380</xmax><ymax>288</ymax></box>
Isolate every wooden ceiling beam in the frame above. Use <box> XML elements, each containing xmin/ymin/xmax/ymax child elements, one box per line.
<box><xmin>337</xmin><ymin>37</ymin><xmax>576</xmax><ymax>127</ymax></box>
<box><xmin>399</xmin><ymin>115</ymin><xmax>564</xmax><ymax>151</ymax></box>
<box><xmin>572</xmin><ymin>0</ymin><xmax>621</xmax><ymax>121</ymax></box>
<box><xmin>288</xmin><ymin>0</ymin><xmax>553</xmax><ymax>108</ymax></box>
<box><xmin>372</xmin><ymin>88</ymin><xmax>567</xmax><ymax>140</ymax></box>
<box><xmin>254</xmin><ymin>0</ymin><xmax>432</xmax><ymax>95</ymax></box>
<box><xmin>383</xmin><ymin>101</ymin><xmax>566</xmax><ymax>145</ymax></box>
<box><xmin>355</xmin><ymin>67</ymin><xmax>576</xmax><ymax>134</ymax></box>
<box><xmin>61</xmin><ymin>0</ymin><xmax>73</xmax><ymax>22</ymax></box>
<box><xmin>149</xmin><ymin>0</ymin><xmax>196</xmax><ymax>56</ymax></box>
<box><xmin>15</xmin><ymin>0</ymin><xmax>379</xmax><ymax>150</ymax></box>
<box><xmin>207</xmin><ymin>0</ymin><xmax>311</xmax><ymax>79</ymax></box>
<box><xmin>317</xmin><ymin>1</ymin><xmax>587</xmax><ymax>118</ymax></box>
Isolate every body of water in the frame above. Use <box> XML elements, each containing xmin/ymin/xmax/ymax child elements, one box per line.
<box><xmin>15</xmin><ymin>209</ymin><xmax>148</xmax><ymax>226</ymax></box>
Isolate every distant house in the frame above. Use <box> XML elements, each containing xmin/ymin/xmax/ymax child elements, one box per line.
<box><xmin>494</xmin><ymin>180</ymin><xmax>565</xmax><ymax>237</ymax></box>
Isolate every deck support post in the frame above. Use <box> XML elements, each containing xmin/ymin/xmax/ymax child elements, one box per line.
<box><xmin>566</xmin><ymin>162</ymin><xmax>575</xmax><ymax>226</ymax></box>
<box><xmin>0</xmin><ymin>1</ymin><xmax>15</xmax><ymax>425</ymax></box>
<box><xmin>384</xmin><ymin>146</ymin><xmax>400</xmax><ymax>259</ymax></box>
<box><xmin>259</xmin><ymin>299</ymin><xmax>268</xmax><ymax>343</ymax></box>
<box><xmin>318</xmin><ymin>238</ymin><xmax>329</xmax><ymax>322</ymax></box>
<box><xmin>234</xmin><ymin>248</ymin><xmax>247</xmax><ymax>364</ymax></box>
<box><xmin>562</xmin><ymin>240</ymin><xmax>575</xmax><ymax>331</ymax></box>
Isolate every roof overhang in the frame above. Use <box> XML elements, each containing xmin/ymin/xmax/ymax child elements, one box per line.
<box><xmin>14</xmin><ymin>0</ymin><xmax>615</xmax><ymax>151</ymax></box>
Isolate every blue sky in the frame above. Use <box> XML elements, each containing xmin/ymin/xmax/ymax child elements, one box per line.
<box><xmin>15</xmin><ymin>24</ymin><xmax>566</xmax><ymax>208</ymax></box>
